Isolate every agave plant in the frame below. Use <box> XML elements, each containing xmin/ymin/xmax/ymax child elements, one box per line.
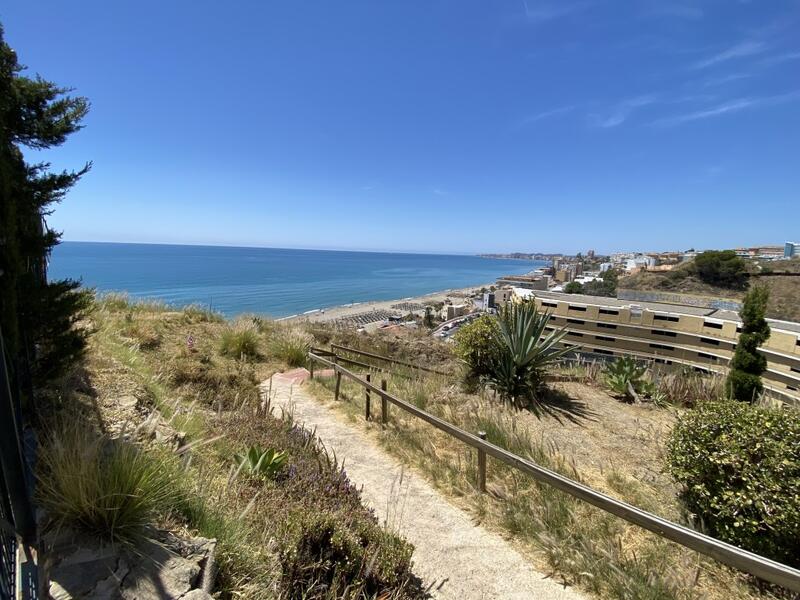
<box><xmin>483</xmin><ymin>301</ymin><xmax>571</xmax><ymax>409</ymax></box>
<box><xmin>234</xmin><ymin>445</ymin><xmax>288</xmax><ymax>480</ymax></box>
<box><xmin>604</xmin><ymin>356</ymin><xmax>649</xmax><ymax>401</ymax></box>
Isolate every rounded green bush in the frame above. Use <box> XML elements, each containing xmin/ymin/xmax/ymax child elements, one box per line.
<box><xmin>452</xmin><ymin>314</ymin><xmax>500</xmax><ymax>380</ymax></box>
<box><xmin>666</xmin><ymin>401</ymin><xmax>800</xmax><ymax>566</ymax></box>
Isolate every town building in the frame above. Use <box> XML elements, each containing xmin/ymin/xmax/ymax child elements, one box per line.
<box><xmin>441</xmin><ymin>303</ymin><xmax>469</xmax><ymax>321</ymax></box>
<box><xmin>785</xmin><ymin>242</ymin><xmax>799</xmax><ymax>259</ymax></box>
<box><xmin>496</xmin><ymin>274</ymin><xmax>549</xmax><ymax>290</ymax></box>
<box><xmin>483</xmin><ymin>288</ymin><xmax>513</xmax><ymax>311</ymax></box>
<box><xmin>511</xmin><ymin>288</ymin><xmax>800</xmax><ymax>405</ymax></box>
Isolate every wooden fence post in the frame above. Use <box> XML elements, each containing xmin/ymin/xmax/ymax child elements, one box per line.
<box><xmin>365</xmin><ymin>373</ymin><xmax>371</xmax><ymax>421</ymax></box>
<box><xmin>381</xmin><ymin>379</ymin><xmax>388</xmax><ymax>425</ymax></box>
<box><xmin>334</xmin><ymin>369</ymin><xmax>342</xmax><ymax>402</ymax></box>
<box><xmin>477</xmin><ymin>431</ymin><xmax>487</xmax><ymax>493</ymax></box>
<box><xmin>309</xmin><ymin>358</ymin><xmax>314</xmax><ymax>380</ymax></box>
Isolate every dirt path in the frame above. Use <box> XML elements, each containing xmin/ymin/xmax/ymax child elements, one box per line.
<box><xmin>264</xmin><ymin>371</ymin><xmax>585</xmax><ymax>600</ymax></box>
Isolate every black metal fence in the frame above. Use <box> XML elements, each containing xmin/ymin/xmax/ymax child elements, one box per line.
<box><xmin>0</xmin><ymin>328</ymin><xmax>39</xmax><ymax>600</ymax></box>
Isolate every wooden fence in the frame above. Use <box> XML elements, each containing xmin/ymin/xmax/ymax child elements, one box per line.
<box><xmin>308</xmin><ymin>350</ymin><xmax>800</xmax><ymax>593</ymax></box>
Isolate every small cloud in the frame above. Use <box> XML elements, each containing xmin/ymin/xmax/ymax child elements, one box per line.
<box><xmin>646</xmin><ymin>3</ymin><xmax>703</xmax><ymax>20</ymax></box>
<box><xmin>692</xmin><ymin>41</ymin><xmax>766</xmax><ymax>70</ymax></box>
<box><xmin>521</xmin><ymin>0</ymin><xmax>590</xmax><ymax>23</ymax></box>
<box><xmin>705</xmin><ymin>165</ymin><xmax>725</xmax><ymax>178</ymax></box>
<box><xmin>701</xmin><ymin>73</ymin><xmax>751</xmax><ymax>87</ymax></box>
<box><xmin>759</xmin><ymin>52</ymin><xmax>800</xmax><ymax>66</ymax></box>
<box><xmin>432</xmin><ymin>188</ymin><xmax>449</xmax><ymax>196</ymax></box>
<box><xmin>520</xmin><ymin>105</ymin><xmax>575</xmax><ymax>125</ymax></box>
<box><xmin>361</xmin><ymin>185</ymin><xmax>374</xmax><ymax>191</ymax></box>
<box><xmin>652</xmin><ymin>91</ymin><xmax>800</xmax><ymax>127</ymax></box>
<box><xmin>591</xmin><ymin>95</ymin><xmax>658</xmax><ymax>128</ymax></box>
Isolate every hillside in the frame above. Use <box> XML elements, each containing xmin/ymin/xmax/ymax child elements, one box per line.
<box><xmin>619</xmin><ymin>259</ymin><xmax>800</xmax><ymax>322</ymax></box>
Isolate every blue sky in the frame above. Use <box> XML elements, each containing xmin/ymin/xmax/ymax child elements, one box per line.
<box><xmin>3</xmin><ymin>0</ymin><xmax>799</xmax><ymax>255</ymax></box>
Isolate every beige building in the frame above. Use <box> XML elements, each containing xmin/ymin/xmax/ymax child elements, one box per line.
<box><xmin>496</xmin><ymin>274</ymin><xmax>548</xmax><ymax>290</ymax></box>
<box><xmin>442</xmin><ymin>303</ymin><xmax>469</xmax><ymax>320</ymax></box>
<box><xmin>512</xmin><ymin>289</ymin><xmax>800</xmax><ymax>405</ymax></box>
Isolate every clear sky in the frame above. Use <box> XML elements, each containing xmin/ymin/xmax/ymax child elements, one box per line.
<box><xmin>2</xmin><ymin>1</ymin><xmax>798</xmax><ymax>255</ymax></box>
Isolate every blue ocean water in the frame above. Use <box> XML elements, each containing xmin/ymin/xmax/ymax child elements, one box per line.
<box><xmin>49</xmin><ymin>242</ymin><xmax>544</xmax><ymax>318</ymax></box>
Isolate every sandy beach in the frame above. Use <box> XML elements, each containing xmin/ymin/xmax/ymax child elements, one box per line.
<box><xmin>280</xmin><ymin>283</ymin><xmax>490</xmax><ymax>328</ymax></box>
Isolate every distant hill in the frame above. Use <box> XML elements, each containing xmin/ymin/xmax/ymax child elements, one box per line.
<box><xmin>619</xmin><ymin>259</ymin><xmax>800</xmax><ymax>322</ymax></box>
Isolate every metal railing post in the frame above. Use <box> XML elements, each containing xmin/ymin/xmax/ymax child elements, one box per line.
<box><xmin>365</xmin><ymin>373</ymin><xmax>371</xmax><ymax>421</ymax></box>
<box><xmin>477</xmin><ymin>431</ymin><xmax>487</xmax><ymax>493</ymax></box>
<box><xmin>380</xmin><ymin>379</ymin><xmax>388</xmax><ymax>425</ymax></box>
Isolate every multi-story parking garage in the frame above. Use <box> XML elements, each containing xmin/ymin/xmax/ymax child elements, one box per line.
<box><xmin>513</xmin><ymin>289</ymin><xmax>800</xmax><ymax>405</ymax></box>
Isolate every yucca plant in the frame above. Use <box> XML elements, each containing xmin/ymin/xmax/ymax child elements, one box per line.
<box><xmin>233</xmin><ymin>445</ymin><xmax>288</xmax><ymax>480</ymax></box>
<box><xmin>604</xmin><ymin>356</ymin><xmax>649</xmax><ymax>401</ymax></box>
<box><xmin>483</xmin><ymin>301</ymin><xmax>571</xmax><ymax>410</ymax></box>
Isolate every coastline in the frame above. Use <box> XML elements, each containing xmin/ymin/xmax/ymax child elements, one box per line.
<box><xmin>279</xmin><ymin>284</ymin><xmax>490</xmax><ymax>328</ymax></box>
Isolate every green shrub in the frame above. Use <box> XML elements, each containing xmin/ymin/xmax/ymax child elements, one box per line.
<box><xmin>726</xmin><ymin>285</ymin><xmax>771</xmax><ymax>402</ymax></box>
<box><xmin>219</xmin><ymin>323</ymin><xmax>261</xmax><ymax>359</ymax></box>
<box><xmin>691</xmin><ymin>250</ymin><xmax>748</xmax><ymax>289</ymax></box>
<box><xmin>269</xmin><ymin>327</ymin><xmax>312</xmax><ymax>367</ymax></box>
<box><xmin>233</xmin><ymin>445</ymin><xmax>288</xmax><ymax>480</ymax></box>
<box><xmin>666</xmin><ymin>401</ymin><xmax>800</xmax><ymax>566</ymax></box>
<box><xmin>37</xmin><ymin>423</ymin><xmax>183</xmax><ymax>546</ymax></box>
<box><xmin>280</xmin><ymin>510</ymin><xmax>415</xmax><ymax>598</ymax></box>
<box><xmin>604</xmin><ymin>356</ymin><xmax>652</xmax><ymax>400</ymax></box>
<box><xmin>452</xmin><ymin>314</ymin><xmax>501</xmax><ymax>381</ymax></box>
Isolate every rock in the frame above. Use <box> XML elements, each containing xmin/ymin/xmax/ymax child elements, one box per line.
<box><xmin>118</xmin><ymin>394</ymin><xmax>140</xmax><ymax>410</ymax></box>
<box><xmin>46</xmin><ymin>530</ymin><xmax>216</xmax><ymax>599</ymax></box>
<box><xmin>180</xmin><ymin>591</ymin><xmax>214</xmax><ymax>600</ymax></box>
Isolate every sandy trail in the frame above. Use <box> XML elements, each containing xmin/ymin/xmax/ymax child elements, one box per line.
<box><xmin>263</xmin><ymin>371</ymin><xmax>585</xmax><ymax>600</ymax></box>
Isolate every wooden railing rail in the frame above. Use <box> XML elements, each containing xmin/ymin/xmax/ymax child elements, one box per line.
<box><xmin>308</xmin><ymin>350</ymin><xmax>800</xmax><ymax>592</ymax></box>
<box><xmin>330</xmin><ymin>344</ymin><xmax>450</xmax><ymax>376</ymax></box>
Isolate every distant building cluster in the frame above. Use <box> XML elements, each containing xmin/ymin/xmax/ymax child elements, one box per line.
<box><xmin>733</xmin><ymin>245</ymin><xmax>786</xmax><ymax>260</ymax></box>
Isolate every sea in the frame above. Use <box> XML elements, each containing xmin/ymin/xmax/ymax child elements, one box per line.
<box><xmin>48</xmin><ymin>242</ymin><xmax>545</xmax><ymax>318</ymax></box>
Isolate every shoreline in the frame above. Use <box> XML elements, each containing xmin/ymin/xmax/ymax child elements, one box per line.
<box><xmin>280</xmin><ymin>283</ymin><xmax>492</xmax><ymax>328</ymax></box>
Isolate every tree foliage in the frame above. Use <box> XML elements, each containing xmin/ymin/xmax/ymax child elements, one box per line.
<box><xmin>563</xmin><ymin>269</ymin><xmax>618</xmax><ymax>297</ymax></box>
<box><xmin>0</xmin><ymin>24</ymin><xmax>91</xmax><ymax>385</ymax></box>
<box><xmin>692</xmin><ymin>250</ymin><xmax>748</xmax><ymax>289</ymax></box>
<box><xmin>667</xmin><ymin>401</ymin><xmax>800</xmax><ymax>567</ymax></box>
<box><xmin>725</xmin><ymin>285</ymin><xmax>770</xmax><ymax>402</ymax></box>
<box><xmin>452</xmin><ymin>314</ymin><xmax>500</xmax><ymax>382</ymax></box>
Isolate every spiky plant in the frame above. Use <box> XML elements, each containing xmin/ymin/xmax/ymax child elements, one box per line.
<box><xmin>603</xmin><ymin>356</ymin><xmax>649</xmax><ymax>400</ymax></box>
<box><xmin>234</xmin><ymin>445</ymin><xmax>288</xmax><ymax>480</ymax></box>
<box><xmin>483</xmin><ymin>301</ymin><xmax>571</xmax><ymax>409</ymax></box>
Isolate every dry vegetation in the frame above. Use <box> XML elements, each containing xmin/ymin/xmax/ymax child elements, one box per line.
<box><xmin>620</xmin><ymin>258</ymin><xmax>800</xmax><ymax>321</ymax></box>
<box><xmin>38</xmin><ymin>295</ymin><xmax>424</xmax><ymax>599</ymax></box>
<box><xmin>304</xmin><ymin>326</ymin><xmax>789</xmax><ymax>600</ymax></box>
<box><xmin>39</xmin><ymin>297</ymin><xmax>795</xmax><ymax>599</ymax></box>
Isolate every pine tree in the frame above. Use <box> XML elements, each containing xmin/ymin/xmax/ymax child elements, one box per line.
<box><xmin>0</xmin><ymin>24</ymin><xmax>92</xmax><ymax>387</ymax></box>
<box><xmin>725</xmin><ymin>285</ymin><xmax>771</xmax><ymax>402</ymax></box>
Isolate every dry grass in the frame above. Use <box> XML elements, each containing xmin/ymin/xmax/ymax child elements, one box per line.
<box><xmin>308</xmin><ymin>362</ymin><xmax>782</xmax><ymax>600</ymax></box>
<box><xmin>268</xmin><ymin>326</ymin><xmax>313</xmax><ymax>367</ymax></box>
<box><xmin>620</xmin><ymin>259</ymin><xmax>800</xmax><ymax>322</ymax></box>
<box><xmin>48</xmin><ymin>296</ymin><xmax>424</xmax><ymax>599</ymax></box>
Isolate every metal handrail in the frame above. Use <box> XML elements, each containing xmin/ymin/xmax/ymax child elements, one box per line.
<box><xmin>308</xmin><ymin>350</ymin><xmax>800</xmax><ymax>592</ymax></box>
<box><xmin>330</xmin><ymin>344</ymin><xmax>450</xmax><ymax>376</ymax></box>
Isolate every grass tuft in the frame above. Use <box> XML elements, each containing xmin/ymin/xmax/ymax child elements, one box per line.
<box><xmin>219</xmin><ymin>321</ymin><xmax>261</xmax><ymax>359</ymax></box>
<box><xmin>37</xmin><ymin>421</ymin><xmax>183</xmax><ymax>546</ymax></box>
<box><xmin>269</xmin><ymin>326</ymin><xmax>313</xmax><ymax>367</ymax></box>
